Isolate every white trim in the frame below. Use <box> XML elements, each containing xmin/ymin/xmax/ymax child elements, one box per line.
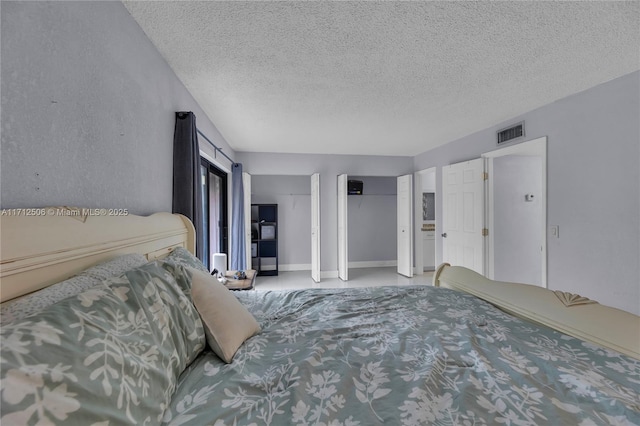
<box><xmin>321</xmin><ymin>270</ymin><xmax>339</xmax><ymax>279</ymax></box>
<box><xmin>414</xmin><ymin>172</ymin><xmax>423</xmax><ymax>275</ymax></box>
<box><xmin>482</xmin><ymin>136</ymin><xmax>546</xmax><ymax>158</ymax></box>
<box><xmin>243</xmin><ymin>172</ymin><xmax>252</xmax><ymax>269</ymax></box>
<box><xmin>279</xmin><ymin>263</ymin><xmax>312</xmax><ymax>272</ymax></box>
<box><xmin>199</xmin><ymin>150</ymin><xmax>231</xmax><ymax>174</ymax></box>
<box><xmin>337</xmin><ymin>174</ymin><xmax>348</xmax><ymax>281</ymax></box>
<box><xmin>396</xmin><ymin>174</ymin><xmax>414</xmax><ymax>277</ymax></box>
<box><xmin>484</xmin><ymin>157</ymin><xmax>493</xmax><ymax>280</ymax></box>
<box><xmin>348</xmin><ymin>260</ymin><xmax>397</xmax><ymax>269</ymax></box>
<box><xmin>311</xmin><ymin>173</ymin><xmax>321</xmax><ymax>282</ymax></box>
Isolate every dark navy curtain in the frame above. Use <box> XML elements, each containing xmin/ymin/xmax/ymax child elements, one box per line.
<box><xmin>172</xmin><ymin>111</ymin><xmax>204</xmax><ymax>261</ymax></box>
<box><xmin>230</xmin><ymin>163</ymin><xmax>246</xmax><ymax>270</ymax></box>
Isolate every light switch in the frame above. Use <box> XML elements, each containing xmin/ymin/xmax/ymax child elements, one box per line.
<box><xmin>550</xmin><ymin>225</ymin><xmax>559</xmax><ymax>238</ymax></box>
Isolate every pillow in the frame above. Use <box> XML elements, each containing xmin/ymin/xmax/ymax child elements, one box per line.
<box><xmin>0</xmin><ymin>261</ymin><xmax>205</xmax><ymax>425</ymax></box>
<box><xmin>0</xmin><ymin>253</ymin><xmax>148</xmax><ymax>324</ymax></box>
<box><xmin>165</xmin><ymin>247</ymin><xmax>209</xmax><ymax>273</ymax></box>
<box><xmin>187</xmin><ymin>267</ymin><xmax>261</xmax><ymax>363</ymax></box>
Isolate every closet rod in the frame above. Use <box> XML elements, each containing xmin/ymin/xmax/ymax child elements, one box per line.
<box><xmin>197</xmin><ymin>128</ymin><xmax>237</xmax><ymax>166</ymax></box>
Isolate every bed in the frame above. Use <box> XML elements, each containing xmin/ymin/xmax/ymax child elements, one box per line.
<box><xmin>1</xmin><ymin>210</ymin><xmax>638</xmax><ymax>425</ymax></box>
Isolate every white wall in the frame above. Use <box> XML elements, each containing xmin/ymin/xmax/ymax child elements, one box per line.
<box><xmin>493</xmin><ymin>156</ymin><xmax>542</xmax><ymax>285</ymax></box>
<box><xmin>0</xmin><ymin>1</ymin><xmax>234</xmax><ymax>214</ymax></box>
<box><xmin>237</xmin><ymin>152</ymin><xmax>413</xmax><ymax>273</ymax></box>
<box><xmin>414</xmin><ymin>71</ymin><xmax>640</xmax><ymax>315</ymax></box>
<box><xmin>421</xmin><ymin>172</ymin><xmax>436</xmax><ymax>193</ymax></box>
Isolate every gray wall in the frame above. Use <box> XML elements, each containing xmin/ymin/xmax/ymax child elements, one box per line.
<box><xmin>236</xmin><ymin>152</ymin><xmax>414</xmax><ymax>273</ymax></box>
<box><xmin>414</xmin><ymin>71</ymin><xmax>640</xmax><ymax>315</ymax></box>
<box><xmin>251</xmin><ymin>175</ymin><xmax>311</xmax><ymax>269</ymax></box>
<box><xmin>347</xmin><ymin>176</ymin><xmax>397</xmax><ymax>263</ymax></box>
<box><xmin>0</xmin><ymin>1</ymin><xmax>234</xmax><ymax>214</ymax></box>
<box><xmin>493</xmin><ymin>156</ymin><xmax>542</xmax><ymax>285</ymax></box>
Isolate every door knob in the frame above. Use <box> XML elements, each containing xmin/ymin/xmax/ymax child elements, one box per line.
<box><xmin>441</xmin><ymin>233</ymin><xmax>447</xmax><ymax>238</ymax></box>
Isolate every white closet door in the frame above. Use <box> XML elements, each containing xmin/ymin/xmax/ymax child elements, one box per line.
<box><xmin>242</xmin><ymin>172</ymin><xmax>252</xmax><ymax>270</ymax></box>
<box><xmin>337</xmin><ymin>174</ymin><xmax>348</xmax><ymax>281</ymax></box>
<box><xmin>311</xmin><ymin>173</ymin><xmax>321</xmax><ymax>282</ymax></box>
<box><xmin>397</xmin><ymin>174</ymin><xmax>413</xmax><ymax>277</ymax></box>
<box><xmin>441</xmin><ymin>159</ymin><xmax>484</xmax><ymax>274</ymax></box>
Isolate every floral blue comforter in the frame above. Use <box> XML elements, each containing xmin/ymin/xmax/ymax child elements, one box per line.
<box><xmin>163</xmin><ymin>286</ymin><xmax>640</xmax><ymax>425</ymax></box>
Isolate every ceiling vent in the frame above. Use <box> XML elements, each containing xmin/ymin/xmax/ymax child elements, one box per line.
<box><xmin>497</xmin><ymin>122</ymin><xmax>524</xmax><ymax>145</ymax></box>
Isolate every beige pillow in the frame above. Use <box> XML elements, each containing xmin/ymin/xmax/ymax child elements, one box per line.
<box><xmin>187</xmin><ymin>267</ymin><xmax>261</xmax><ymax>363</ymax></box>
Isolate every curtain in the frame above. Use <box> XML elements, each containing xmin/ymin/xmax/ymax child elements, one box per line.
<box><xmin>172</xmin><ymin>111</ymin><xmax>204</xmax><ymax>261</ymax></box>
<box><xmin>230</xmin><ymin>163</ymin><xmax>246</xmax><ymax>270</ymax></box>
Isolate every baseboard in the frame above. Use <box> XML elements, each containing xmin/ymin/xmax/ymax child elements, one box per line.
<box><xmin>414</xmin><ymin>266</ymin><xmax>436</xmax><ymax>274</ymax></box>
<box><xmin>275</xmin><ymin>266</ymin><xmax>339</xmax><ymax>279</ymax></box>
<box><xmin>348</xmin><ymin>260</ymin><xmax>397</xmax><ymax>269</ymax></box>
<box><xmin>321</xmin><ymin>270</ymin><xmax>339</xmax><ymax>279</ymax></box>
<box><xmin>279</xmin><ymin>263</ymin><xmax>311</xmax><ymax>272</ymax></box>
<box><xmin>275</xmin><ymin>263</ymin><xmax>397</xmax><ymax>275</ymax></box>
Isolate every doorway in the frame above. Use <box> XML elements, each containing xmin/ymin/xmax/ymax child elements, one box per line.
<box><xmin>414</xmin><ymin>167</ymin><xmax>437</xmax><ymax>274</ymax></box>
<box><xmin>441</xmin><ymin>159</ymin><xmax>485</xmax><ymax>275</ymax></box>
<box><xmin>348</xmin><ymin>176</ymin><xmax>398</xmax><ymax>269</ymax></box>
<box><xmin>483</xmin><ymin>137</ymin><xmax>547</xmax><ymax>287</ymax></box>
<box><xmin>248</xmin><ymin>174</ymin><xmax>317</xmax><ymax>279</ymax></box>
<box><xmin>337</xmin><ymin>174</ymin><xmax>413</xmax><ymax>280</ymax></box>
<box><xmin>200</xmin><ymin>158</ymin><xmax>228</xmax><ymax>271</ymax></box>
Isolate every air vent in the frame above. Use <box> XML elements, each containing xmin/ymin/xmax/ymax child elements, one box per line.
<box><xmin>497</xmin><ymin>122</ymin><xmax>524</xmax><ymax>145</ymax></box>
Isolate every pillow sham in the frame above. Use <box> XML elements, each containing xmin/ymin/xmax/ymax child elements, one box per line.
<box><xmin>0</xmin><ymin>253</ymin><xmax>148</xmax><ymax>324</ymax></box>
<box><xmin>165</xmin><ymin>247</ymin><xmax>209</xmax><ymax>273</ymax></box>
<box><xmin>187</xmin><ymin>267</ymin><xmax>261</xmax><ymax>363</ymax></box>
<box><xmin>0</xmin><ymin>261</ymin><xmax>205</xmax><ymax>425</ymax></box>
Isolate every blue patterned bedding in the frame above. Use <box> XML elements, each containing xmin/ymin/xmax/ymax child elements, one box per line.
<box><xmin>163</xmin><ymin>286</ymin><xmax>640</xmax><ymax>425</ymax></box>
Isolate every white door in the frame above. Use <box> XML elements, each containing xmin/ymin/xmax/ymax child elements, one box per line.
<box><xmin>311</xmin><ymin>173</ymin><xmax>321</xmax><ymax>282</ymax></box>
<box><xmin>337</xmin><ymin>174</ymin><xmax>348</xmax><ymax>281</ymax></box>
<box><xmin>242</xmin><ymin>172</ymin><xmax>252</xmax><ymax>270</ymax></box>
<box><xmin>397</xmin><ymin>174</ymin><xmax>413</xmax><ymax>277</ymax></box>
<box><xmin>442</xmin><ymin>159</ymin><xmax>484</xmax><ymax>274</ymax></box>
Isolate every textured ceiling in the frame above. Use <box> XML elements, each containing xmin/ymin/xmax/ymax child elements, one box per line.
<box><xmin>123</xmin><ymin>1</ymin><xmax>639</xmax><ymax>157</ymax></box>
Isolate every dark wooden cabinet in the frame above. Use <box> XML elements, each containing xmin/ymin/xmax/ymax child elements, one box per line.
<box><xmin>251</xmin><ymin>204</ymin><xmax>278</xmax><ymax>276</ymax></box>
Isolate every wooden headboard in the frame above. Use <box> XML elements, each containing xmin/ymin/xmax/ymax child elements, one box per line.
<box><xmin>0</xmin><ymin>208</ymin><xmax>195</xmax><ymax>303</ymax></box>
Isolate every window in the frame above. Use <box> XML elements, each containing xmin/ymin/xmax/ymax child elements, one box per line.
<box><xmin>200</xmin><ymin>158</ymin><xmax>228</xmax><ymax>270</ymax></box>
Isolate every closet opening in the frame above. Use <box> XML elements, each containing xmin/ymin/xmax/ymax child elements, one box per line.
<box><xmin>339</xmin><ymin>175</ymin><xmax>399</xmax><ymax>280</ymax></box>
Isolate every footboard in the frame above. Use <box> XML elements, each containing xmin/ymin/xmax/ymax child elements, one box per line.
<box><xmin>433</xmin><ymin>263</ymin><xmax>640</xmax><ymax>360</ymax></box>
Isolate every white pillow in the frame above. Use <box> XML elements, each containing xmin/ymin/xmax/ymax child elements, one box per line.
<box><xmin>187</xmin><ymin>267</ymin><xmax>261</xmax><ymax>363</ymax></box>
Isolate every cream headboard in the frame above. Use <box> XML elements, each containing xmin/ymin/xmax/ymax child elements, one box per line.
<box><xmin>0</xmin><ymin>209</ymin><xmax>195</xmax><ymax>303</ymax></box>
